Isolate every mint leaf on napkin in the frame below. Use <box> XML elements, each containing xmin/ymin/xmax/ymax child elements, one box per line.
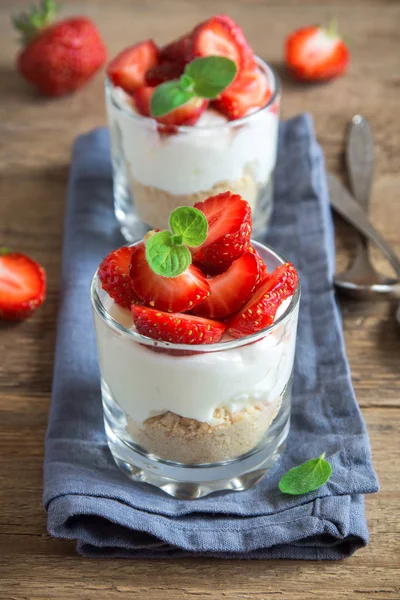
<box><xmin>279</xmin><ymin>453</ymin><xmax>332</xmax><ymax>495</ymax></box>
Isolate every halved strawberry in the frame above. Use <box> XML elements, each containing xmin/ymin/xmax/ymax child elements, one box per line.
<box><xmin>189</xmin><ymin>15</ymin><xmax>254</xmax><ymax>75</ymax></box>
<box><xmin>133</xmin><ymin>86</ymin><xmax>207</xmax><ymax>126</ymax></box>
<box><xmin>285</xmin><ymin>22</ymin><xmax>349</xmax><ymax>82</ymax></box>
<box><xmin>99</xmin><ymin>247</ymin><xmax>140</xmax><ymax>308</ymax></box>
<box><xmin>214</xmin><ymin>65</ymin><xmax>272</xmax><ymax>120</ymax></box>
<box><xmin>228</xmin><ymin>263</ymin><xmax>299</xmax><ymax>339</ymax></box>
<box><xmin>145</xmin><ymin>60</ymin><xmax>184</xmax><ymax>86</ymax></box>
<box><xmin>131</xmin><ymin>305</ymin><xmax>226</xmax><ymax>345</ymax></box>
<box><xmin>249</xmin><ymin>246</ymin><xmax>269</xmax><ymax>284</ymax></box>
<box><xmin>191</xmin><ymin>252</ymin><xmax>258</xmax><ymax>319</ymax></box>
<box><xmin>130</xmin><ymin>243</ymin><xmax>210</xmax><ymax>313</ymax></box>
<box><xmin>107</xmin><ymin>40</ymin><xmax>159</xmax><ymax>93</ymax></box>
<box><xmin>160</xmin><ymin>34</ymin><xmax>191</xmax><ymax>65</ymax></box>
<box><xmin>191</xmin><ymin>192</ymin><xmax>252</xmax><ymax>270</ymax></box>
<box><xmin>132</xmin><ymin>86</ymin><xmax>154</xmax><ymax>116</ymax></box>
<box><xmin>0</xmin><ymin>250</ymin><xmax>46</xmax><ymax>321</ymax></box>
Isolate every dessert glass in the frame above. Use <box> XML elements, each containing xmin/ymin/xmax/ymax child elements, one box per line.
<box><xmin>105</xmin><ymin>58</ymin><xmax>280</xmax><ymax>243</ymax></box>
<box><xmin>91</xmin><ymin>241</ymin><xmax>300</xmax><ymax>499</ymax></box>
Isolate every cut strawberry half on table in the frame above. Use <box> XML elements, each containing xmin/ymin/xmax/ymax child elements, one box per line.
<box><xmin>0</xmin><ymin>250</ymin><xmax>46</xmax><ymax>321</ymax></box>
<box><xmin>189</xmin><ymin>14</ymin><xmax>253</xmax><ymax>75</ymax></box>
<box><xmin>145</xmin><ymin>60</ymin><xmax>185</xmax><ymax>86</ymax></box>
<box><xmin>285</xmin><ymin>22</ymin><xmax>350</xmax><ymax>82</ymax></box>
<box><xmin>228</xmin><ymin>262</ymin><xmax>299</xmax><ymax>338</ymax></box>
<box><xmin>192</xmin><ymin>252</ymin><xmax>258</xmax><ymax>319</ymax></box>
<box><xmin>107</xmin><ymin>40</ymin><xmax>159</xmax><ymax>93</ymax></box>
<box><xmin>131</xmin><ymin>305</ymin><xmax>226</xmax><ymax>345</ymax></box>
<box><xmin>214</xmin><ymin>65</ymin><xmax>272</xmax><ymax>120</ymax></box>
<box><xmin>98</xmin><ymin>246</ymin><xmax>141</xmax><ymax>308</ymax></box>
<box><xmin>159</xmin><ymin>34</ymin><xmax>191</xmax><ymax>65</ymax></box>
<box><xmin>130</xmin><ymin>243</ymin><xmax>210</xmax><ymax>313</ymax></box>
<box><xmin>249</xmin><ymin>246</ymin><xmax>269</xmax><ymax>284</ymax></box>
<box><xmin>192</xmin><ymin>192</ymin><xmax>252</xmax><ymax>270</ymax></box>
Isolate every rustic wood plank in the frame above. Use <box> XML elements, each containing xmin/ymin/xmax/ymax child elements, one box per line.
<box><xmin>0</xmin><ymin>0</ymin><xmax>399</xmax><ymax>598</ymax></box>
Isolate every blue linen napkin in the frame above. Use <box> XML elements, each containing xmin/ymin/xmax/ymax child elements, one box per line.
<box><xmin>44</xmin><ymin>114</ymin><xmax>379</xmax><ymax>559</ymax></box>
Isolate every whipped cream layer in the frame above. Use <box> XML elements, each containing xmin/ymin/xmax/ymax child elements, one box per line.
<box><xmin>93</xmin><ymin>294</ymin><xmax>298</xmax><ymax>425</ymax></box>
<box><xmin>106</xmin><ymin>68</ymin><xmax>279</xmax><ymax>196</ymax></box>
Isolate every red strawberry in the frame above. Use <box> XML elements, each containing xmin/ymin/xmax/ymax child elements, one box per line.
<box><xmin>107</xmin><ymin>40</ymin><xmax>159</xmax><ymax>93</ymax></box>
<box><xmin>0</xmin><ymin>249</ymin><xmax>46</xmax><ymax>321</ymax></box>
<box><xmin>133</xmin><ymin>86</ymin><xmax>207</xmax><ymax>126</ymax></box>
<box><xmin>214</xmin><ymin>65</ymin><xmax>272</xmax><ymax>120</ymax></box>
<box><xmin>132</xmin><ymin>86</ymin><xmax>154</xmax><ymax>117</ymax></box>
<box><xmin>249</xmin><ymin>246</ymin><xmax>269</xmax><ymax>283</ymax></box>
<box><xmin>145</xmin><ymin>60</ymin><xmax>184</xmax><ymax>86</ymax></box>
<box><xmin>191</xmin><ymin>253</ymin><xmax>258</xmax><ymax>319</ymax></box>
<box><xmin>191</xmin><ymin>192</ymin><xmax>252</xmax><ymax>270</ymax></box>
<box><xmin>160</xmin><ymin>34</ymin><xmax>191</xmax><ymax>65</ymax></box>
<box><xmin>130</xmin><ymin>243</ymin><xmax>210</xmax><ymax>313</ymax></box>
<box><xmin>14</xmin><ymin>1</ymin><xmax>107</xmax><ymax>97</ymax></box>
<box><xmin>285</xmin><ymin>22</ymin><xmax>350</xmax><ymax>82</ymax></box>
<box><xmin>189</xmin><ymin>15</ymin><xmax>254</xmax><ymax>75</ymax></box>
<box><xmin>98</xmin><ymin>247</ymin><xmax>140</xmax><ymax>309</ymax></box>
<box><xmin>228</xmin><ymin>263</ymin><xmax>299</xmax><ymax>339</ymax></box>
<box><xmin>131</xmin><ymin>305</ymin><xmax>226</xmax><ymax>345</ymax></box>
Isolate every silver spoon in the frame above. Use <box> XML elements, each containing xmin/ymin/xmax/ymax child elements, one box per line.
<box><xmin>333</xmin><ymin>115</ymin><xmax>399</xmax><ymax>298</ymax></box>
<box><xmin>328</xmin><ymin>173</ymin><xmax>400</xmax><ymax>300</ymax></box>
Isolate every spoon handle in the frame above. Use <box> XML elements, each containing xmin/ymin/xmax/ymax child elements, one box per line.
<box><xmin>327</xmin><ymin>173</ymin><xmax>400</xmax><ymax>277</ymax></box>
<box><xmin>346</xmin><ymin>115</ymin><xmax>374</xmax><ymax>212</ymax></box>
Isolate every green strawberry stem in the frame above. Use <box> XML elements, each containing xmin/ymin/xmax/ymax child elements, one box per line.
<box><xmin>12</xmin><ymin>0</ymin><xmax>58</xmax><ymax>45</ymax></box>
<box><xmin>0</xmin><ymin>247</ymin><xmax>12</xmax><ymax>256</ymax></box>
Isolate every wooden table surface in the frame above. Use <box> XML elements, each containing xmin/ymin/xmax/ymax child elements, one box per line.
<box><xmin>0</xmin><ymin>0</ymin><xmax>399</xmax><ymax>598</ymax></box>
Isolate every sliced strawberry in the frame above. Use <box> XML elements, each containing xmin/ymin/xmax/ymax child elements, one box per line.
<box><xmin>285</xmin><ymin>23</ymin><xmax>349</xmax><ymax>82</ymax></box>
<box><xmin>0</xmin><ymin>250</ymin><xmax>46</xmax><ymax>321</ymax></box>
<box><xmin>107</xmin><ymin>40</ymin><xmax>159</xmax><ymax>93</ymax></box>
<box><xmin>130</xmin><ymin>243</ymin><xmax>210</xmax><ymax>313</ymax></box>
<box><xmin>98</xmin><ymin>246</ymin><xmax>140</xmax><ymax>308</ymax></box>
<box><xmin>145</xmin><ymin>60</ymin><xmax>184</xmax><ymax>86</ymax></box>
<box><xmin>191</xmin><ymin>253</ymin><xmax>258</xmax><ymax>319</ymax></box>
<box><xmin>214</xmin><ymin>65</ymin><xmax>272</xmax><ymax>120</ymax></box>
<box><xmin>191</xmin><ymin>192</ymin><xmax>252</xmax><ymax>270</ymax></box>
<box><xmin>160</xmin><ymin>34</ymin><xmax>191</xmax><ymax>65</ymax></box>
<box><xmin>133</xmin><ymin>86</ymin><xmax>207</xmax><ymax>126</ymax></box>
<box><xmin>131</xmin><ymin>305</ymin><xmax>226</xmax><ymax>345</ymax></box>
<box><xmin>157</xmin><ymin>96</ymin><xmax>208</xmax><ymax>126</ymax></box>
<box><xmin>228</xmin><ymin>263</ymin><xmax>299</xmax><ymax>339</ymax></box>
<box><xmin>249</xmin><ymin>246</ymin><xmax>269</xmax><ymax>284</ymax></box>
<box><xmin>132</xmin><ymin>86</ymin><xmax>154</xmax><ymax>116</ymax></box>
<box><xmin>189</xmin><ymin>15</ymin><xmax>254</xmax><ymax>75</ymax></box>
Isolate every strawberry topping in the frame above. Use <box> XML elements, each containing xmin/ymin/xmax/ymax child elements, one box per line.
<box><xmin>130</xmin><ymin>243</ymin><xmax>210</xmax><ymax>313</ymax></box>
<box><xmin>189</xmin><ymin>15</ymin><xmax>254</xmax><ymax>75</ymax></box>
<box><xmin>160</xmin><ymin>34</ymin><xmax>191</xmax><ymax>65</ymax></box>
<box><xmin>107</xmin><ymin>40</ymin><xmax>159</xmax><ymax>93</ymax></box>
<box><xmin>228</xmin><ymin>263</ymin><xmax>299</xmax><ymax>339</ymax></box>
<box><xmin>0</xmin><ymin>250</ymin><xmax>46</xmax><ymax>321</ymax></box>
<box><xmin>249</xmin><ymin>246</ymin><xmax>269</xmax><ymax>284</ymax></box>
<box><xmin>132</xmin><ymin>86</ymin><xmax>207</xmax><ymax>125</ymax></box>
<box><xmin>132</xmin><ymin>86</ymin><xmax>154</xmax><ymax>117</ymax></box>
<box><xmin>285</xmin><ymin>23</ymin><xmax>350</xmax><ymax>82</ymax></box>
<box><xmin>214</xmin><ymin>65</ymin><xmax>272</xmax><ymax>120</ymax></box>
<box><xmin>131</xmin><ymin>305</ymin><xmax>225</xmax><ymax>344</ymax></box>
<box><xmin>191</xmin><ymin>252</ymin><xmax>258</xmax><ymax>319</ymax></box>
<box><xmin>145</xmin><ymin>60</ymin><xmax>185</xmax><ymax>86</ymax></box>
<box><xmin>192</xmin><ymin>192</ymin><xmax>252</xmax><ymax>270</ymax></box>
<box><xmin>98</xmin><ymin>247</ymin><xmax>140</xmax><ymax>308</ymax></box>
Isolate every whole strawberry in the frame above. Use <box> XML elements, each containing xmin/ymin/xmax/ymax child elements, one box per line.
<box><xmin>13</xmin><ymin>0</ymin><xmax>107</xmax><ymax>96</ymax></box>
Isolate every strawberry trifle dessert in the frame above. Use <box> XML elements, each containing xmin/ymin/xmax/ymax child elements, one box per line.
<box><xmin>91</xmin><ymin>193</ymin><xmax>299</xmax><ymax>498</ymax></box>
<box><xmin>105</xmin><ymin>15</ymin><xmax>280</xmax><ymax>242</ymax></box>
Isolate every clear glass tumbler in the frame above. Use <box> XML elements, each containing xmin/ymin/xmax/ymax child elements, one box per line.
<box><xmin>105</xmin><ymin>59</ymin><xmax>280</xmax><ymax>242</ymax></box>
<box><xmin>91</xmin><ymin>241</ymin><xmax>300</xmax><ymax>499</ymax></box>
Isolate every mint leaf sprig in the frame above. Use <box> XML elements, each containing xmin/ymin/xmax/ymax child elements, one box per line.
<box><xmin>278</xmin><ymin>452</ymin><xmax>332</xmax><ymax>496</ymax></box>
<box><xmin>150</xmin><ymin>56</ymin><xmax>237</xmax><ymax>118</ymax></box>
<box><xmin>145</xmin><ymin>206</ymin><xmax>208</xmax><ymax>278</ymax></box>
